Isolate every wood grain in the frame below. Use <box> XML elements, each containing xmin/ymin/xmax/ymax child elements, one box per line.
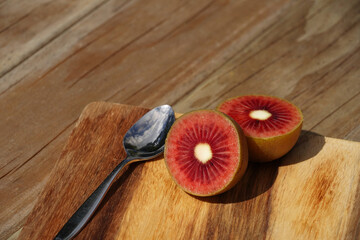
<box><xmin>19</xmin><ymin>103</ymin><xmax>360</xmax><ymax>239</ymax></box>
<box><xmin>174</xmin><ymin>0</ymin><xmax>360</xmax><ymax>137</ymax></box>
<box><xmin>0</xmin><ymin>0</ymin><xmax>359</xmax><ymax>238</ymax></box>
<box><xmin>0</xmin><ymin>0</ymin><xmax>108</xmax><ymax>78</ymax></box>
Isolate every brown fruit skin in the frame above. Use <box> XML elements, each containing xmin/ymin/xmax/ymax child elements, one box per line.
<box><xmin>246</xmin><ymin>121</ymin><xmax>302</xmax><ymax>162</ymax></box>
<box><xmin>217</xmin><ymin>95</ymin><xmax>303</xmax><ymax>162</ymax></box>
<box><xmin>164</xmin><ymin>110</ymin><xmax>248</xmax><ymax>197</ymax></box>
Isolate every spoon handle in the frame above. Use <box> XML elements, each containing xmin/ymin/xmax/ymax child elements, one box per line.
<box><xmin>54</xmin><ymin>157</ymin><xmax>132</xmax><ymax>240</ymax></box>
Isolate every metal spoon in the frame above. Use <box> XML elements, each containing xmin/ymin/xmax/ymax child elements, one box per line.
<box><xmin>54</xmin><ymin>105</ymin><xmax>175</xmax><ymax>240</ymax></box>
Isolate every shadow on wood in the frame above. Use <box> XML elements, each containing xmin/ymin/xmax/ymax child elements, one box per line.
<box><xmin>197</xmin><ymin>130</ymin><xmax>325</xmax><ymax>204</ymax></box>
<box><xmin>280</xmin><ymin>130</ymin><xmax>326</xmax><ymax>166</ymax></box>
<box><xmin>196</xmin><ymin>161</ymin><xmax>278</xmax><ymax>203</ymax></box>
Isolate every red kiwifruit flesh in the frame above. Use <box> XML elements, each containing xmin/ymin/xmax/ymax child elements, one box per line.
<box><xmin>164</xmin><ymin>110</ymin><xmax>248</xmax><ymax>197</ymax></box>
<box><xmin>217</xmin><ymin>95</ymin><xmax>303</xmax><ymax>162</ymax></box>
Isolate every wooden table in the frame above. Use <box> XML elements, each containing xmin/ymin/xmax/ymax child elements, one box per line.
<box><xmin>1</xmin><ymin>0</ymin><xmax>359</xmax><ymax>239</ymax></box>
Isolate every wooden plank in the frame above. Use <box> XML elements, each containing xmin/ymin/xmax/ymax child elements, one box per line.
<box><xmin>0</xmin><ymin>125</ymin><xmax>73</xmax><ymax>239</ymax></box>
<box><xmin>311</xmin><ymin>92</ymin><xmax>360</xmax><ymax>141</ymax></box>
<box><xmin>0</xmin><ymin>0</ymin><xmax>51</xmax><ymax>32</ymax></box>
<box><xmin>0</xmin><ymin>0</ymin><xmax>133</xmax><ymax>95</ymax></box>
<box><xmin>0</xmin><ymin>0</ymin><xmax>107</xmax><ymax>78</ymax></box>
<box><xmin>0</xmin><ymin>0</ymin><xmax>359</xmax><ymax>238</ymax></box>
<box><xmin>173</xmin><ymin>0</ymin><xmax>360</xmax><ymax>139</ymax></box>
<box><xmin>110</xmin><ymin>0</ymin><xmax>290</xmax><ymax>107</ymax></box>
<box><xmin>19</xmin><ymin>102</ymin><xmax>360</xmax><ymax>239</ymax></box>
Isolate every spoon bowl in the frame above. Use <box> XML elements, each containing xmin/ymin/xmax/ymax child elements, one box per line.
<box><xmin>124</xmin><ymin>105</ymin><xmax>174</xmax><ymax>159</ymax></box>
<box><xmin>55</xmin><ymin>105</ymin><xmax>175</xmax><ymax>240</ymax></box>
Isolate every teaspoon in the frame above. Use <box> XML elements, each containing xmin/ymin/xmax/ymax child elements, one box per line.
<box><xmin>55</xmin><ymin>105</ymin><xmax>175</xmax><ymax>240</ymax></box>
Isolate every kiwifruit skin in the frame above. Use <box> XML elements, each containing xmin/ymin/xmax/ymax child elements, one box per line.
<box><xmin>217</xmin><ymin>95</ymin><xmax>303</xmax><ymax>162</ymax></box>
<box><xmin>246</xmin><ymin>121</ymin><xmax>302</xmax><ymax>162</ymax></box>
<box><xmin>164</xmin><ymin>110</ymin><xmax>248</xmax><ymax>197</ymax></box>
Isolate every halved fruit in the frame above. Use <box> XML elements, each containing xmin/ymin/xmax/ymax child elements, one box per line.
<box><xmin>164</xmin><ymin>110</ymin><xmax>248</xmax><ymax>197</ymax></box>
<box><xmin>217</xmin><ymin>95</ymin><xmax>303</xmax><ymax>162</ymax></box>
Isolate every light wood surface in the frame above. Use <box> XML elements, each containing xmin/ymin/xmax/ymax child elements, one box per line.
<box><xmin>0</xmin><ymin>0</ymin><xmax>360</xmax><ymax>239</ymax></box>
<box><xmin>19</xmin><ymin>103</ymin><xmax>360</xmax><ymax>239</ymax></box>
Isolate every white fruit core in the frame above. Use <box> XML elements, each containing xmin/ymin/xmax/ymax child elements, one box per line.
<box><xmin>249</xmin><ymin>110</ymin><xmax>272</xmax><ymax>120</ymax></box>
<box><xmin>194</xmin><ymin>143</ymin><xmax>212</xmax><ymax>164</ymax></box>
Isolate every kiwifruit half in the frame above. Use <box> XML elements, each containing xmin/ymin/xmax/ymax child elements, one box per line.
<box><xmin>217</xmin><ymin>95</ymin><xmax>303</xmax><ymax>162</ymax></box>
<box><xmin>164</xmin><ymin>110</ymin><xmax>248</xmax><ymax>197</ymax></box>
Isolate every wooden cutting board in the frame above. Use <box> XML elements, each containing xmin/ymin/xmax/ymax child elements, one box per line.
<box><xmin>19</xmin><ymin>102</ymin><xmax>360</xmax><ymax>239</ymax></box>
